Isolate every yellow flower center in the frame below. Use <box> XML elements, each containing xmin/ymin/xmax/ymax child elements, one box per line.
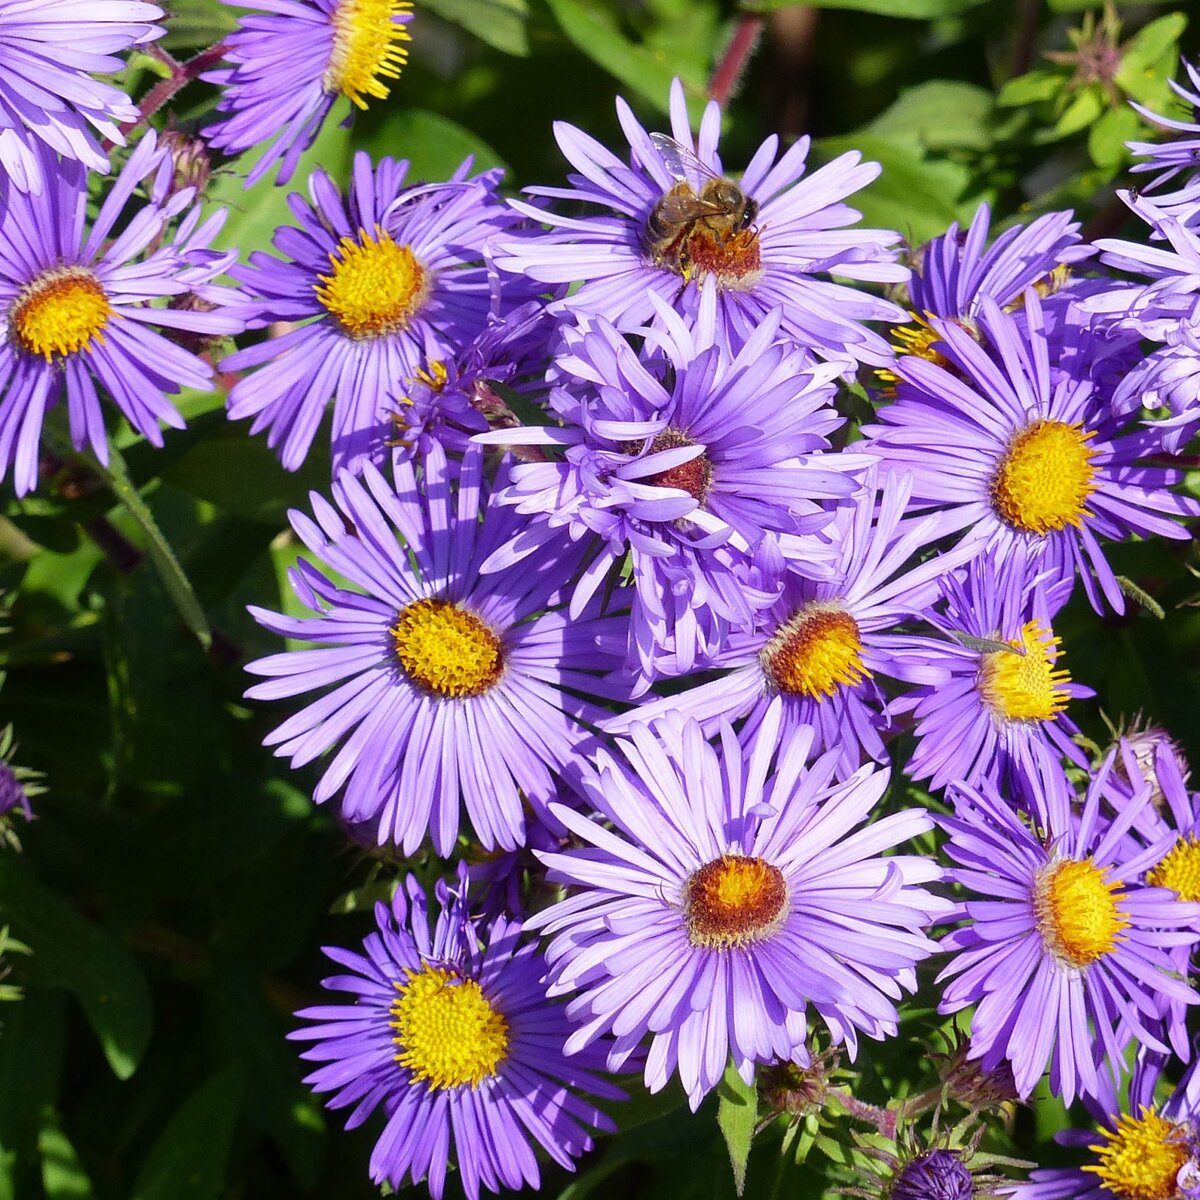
<box><xmin>390</xmin><ymin>964</ymin><xmax>509</xmax><ymax>1090</ymax></box>
<box><xmin>315</xmin><ymin>226</ymin><xmax>429</xmax><ymax>339</ymax></box>
<box><xmin>978</xmin><ymin>619</ymin><xmax>1072</xmax><ymax>723</ymax></box>
<box><xmin>876</xmin><ymin>312</ymin><xmax>947</xmax><ymax>387</ymax></box>
<box><xmin>1084</xmin><ymin>1108</ymin><xmax>1190</xmax><ymax>1200</ymax></box>
<box><xmin>992</xmin><ymin>419</ymin><xmax>1097</xmax><ymax>535</ymax></box>
<box><xmin>1034</xmin><ymin>857</ymin><xmax>1129</xmax><ymax>968</ymax></box>
<box><xmin>10</xmin><ymin>267</ymin><xmax>112</xmax><ymax>362</ymax></box>
<box><xmin>761</xmin><ymin>603</ymin><xmax>870</xmax><ymax>702</ymax></box>
<box><xmin>1148</xmin><ymin>835</ymin><xmax>1200</xmax><ymax>903</ymax></box>
<box><xmin>324</xmin><ymin>0</ymin><xmax>411</xmax><ymax>108</ymax></box>
<box><xmin>391</xmin><ymin>598</ymin><xmax>503</xmax><ymax>698</ymax></box>
<box><xmin>684</xmin><ymin>854</ymin><xmax>788</xmax><ymax>949</ymax></box>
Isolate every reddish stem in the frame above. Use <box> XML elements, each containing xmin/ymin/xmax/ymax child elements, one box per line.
<box><xmin>709</xmin><ymin>14</ymin><xmax>765</xmax><ymax>107</ymax></box>
<box><xmin>109</xmin><ymin>41</ymin><xmax>228</xmax><ymax>147</ymax></box>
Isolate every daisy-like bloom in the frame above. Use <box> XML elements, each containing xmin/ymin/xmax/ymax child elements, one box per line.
<box><xmin>609</xmin><ymin>468</ymin><xmax>959</xmax><ymax>779</ymax></box>
<box><xmin>937</xmin><ymin>745</ymin><xmax>1200</xmax><ymax>1106</ymax></box>
<box><xmin>528</xmin><ymin>707</ymin><xmax>947</xmax><ymax>1110</ymax></box>
<box><xmin>478</xmin><ymin>291</ymin><xmax>859</xmax><ymax>679</ymax></box>
<box><xmin>224</xmin><ymin>152</ymin><xmax>532</xmax><ymax>474</ymax></box>
<box><xmin>864</xmin><ymin>293</ymin><xmax>1200</xmax><ymax>615</ymax></box>
<box><xmin>204</xmin><ymin>0</ymin><xmax>412</xmax><ymax>187</ymax></box>
<box><xmin>0</xmin><ymin>0</ymin><xmax>163</xmax><ymax>194</ymax></box>
<box><xmin>891</xmin><ymin>545</ymin><xmax>1092</xmax><ymax>793</ymax></box>
<box><xmin>1012</xmin><ymin>1052</ymin><xmax>1200</xmax><ymax>1200</ymax></box>
<box><xmin>244</xmin><ymin>444</ymin><xmax>631</xmax><ymax>856</ymax></box>
<box><xmin>290</xmin><ymin>867</ymin><xmax>621</xmax><ymax>1199</ymax></box>
<box><xmin>1127</xmin><ymin>56</ymin><xmax>1200</xmax><ymax>193</ymax></box>
<box><xmin>0</xmin><ymin>134</ymin><xmax>243</xmax><ymax>496</ymax></box>
<box><xmin>493</xmin><ymin>77</ymin><xmax>907</xmax><ymax>365</ymax></box>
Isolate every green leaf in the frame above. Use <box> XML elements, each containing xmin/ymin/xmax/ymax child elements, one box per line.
<box><xmin>1046</xmin><ymin>88</ymin><xmax>1106</xmax><ymax>141</ymax></box>
<box><xmin>157</xmin><ymin>0</ymin><xmax>237</xmax><ymax>49</ymax></box>
<box><xmin>543</xmin><ymin>0</ymin><xmax>709</xmax><ymax>118</ymax></box>
<box><xmin>40</xmin><ymin>1113</ymin><xmax>95</xmax><ymax>1200</ymax></box>
<box><xmin>1120</xmin><ymin>12</ymin><xmax>1187</xmax><ymax>77</ymax></box>
<box><xmin>717</xmin><ymin>1059</ymin><xmax>757</xmax><ymax>1197</ymax></box>
<box><xmin>89</xmin><ymin>444</ymin><xmax>212</xmax><ymax>651</ymax></box>
<box><xmin>0</xmin><ymin>855</ymin><xmax>152</xmax><ymax>1081</ymax></box>
<box><xmin>742</xmin><ymin>0</ymin><xmax>987</xmax><ymax>15</ymax></box>
<box><xmin>1087</xmin><ymin>104</ymin><xmax>1139</xmax><ymax>170</ymax></box>
<box><xmin>997</xmin><ymin>69</ymin><xmax>1063</xmax><ymax>108</ymax></box>
<box><xmin>812</xmin><ymin>135</ymin><xmax>976</xmax><ymax>244</ymax></box>
<box><xmin>865</xmin><ymin>81</ymin><xmax>995</xmax><ymax>152</ymax></box>
<box><xmin>358</xmin><ymin>108</ymin><xmax>510</xmax><ymax>182</ymax></box>
<box><xmin>421</xmin><ymin>0</ymin><xmax>529</xmax><ymax>55</ymax></box>
<box><xmin>131</xmin><ymin>1067</ymin><xmax>244</xmax><ymax>1200</ymax></box>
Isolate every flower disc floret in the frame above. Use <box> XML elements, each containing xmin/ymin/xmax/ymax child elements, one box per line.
<box><xmin>1083</xmin><ymin>1108</ymin><xmax>1190</xmax><ymax>1200</ymax></box>
<box><xmin>390</xmin><ymin>964</ymin><xmax>509</xmax><ymax>1090</ymax></box>
<box><xmin>992</xmin><ymin>419</ymin><xmax>1097</xmax><ymax>535</ymax></box>
<box><xmin>315</xmin><ymin>227</ymin><xmax>429</xmax><ymax>338</ymax></box>
<box><xmin>642</xmin><ymin>429</ymin><xmax>713</xmax><ymax>500</ymax></box>
<box><xmin>684</xmin><ymin>855</ymin><xmax>788</xmax><ymax>948</ymax></box>
<box><xmin>11</xmin><ymin>267</ymin><xmax>112</xmax><ymax>361</ymax></box>
<box><xmin>762</xmin><ymin>603</ymin><xmax>870</xmax><ymax>701</ymax></box>
<box><xmin>979</xmin><ymin>619</ymin><xmax>1072</xmax><ymax>723</ymax></box>
<box><xmin>1034</xmin><ymin>857</ymin><xmax>1129</xmax><ymax>968</ymax></box>
<box><xmin>1148</xmin><ymin>835</ymin><xmax>1200</xmax><ymax>903</ymax></box>
<box><xmin>325</xmin><ymin>0</ymin><xmax>411</xmax><ymax>108</ymax></box>
<box><xmin>891</xmin><ymin>1149</ymin><xmax>974</xmax><ymax>1200</ymax></box>
<box><xmin>391</xmin><ymin>598</ymin><xmax>504</xmax><ymax>698</ymax></box>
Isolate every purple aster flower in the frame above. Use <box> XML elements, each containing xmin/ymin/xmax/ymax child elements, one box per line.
<box><xmin>1127</xmin><ymin>56</ymin><xmax>1200</xmax><ymax>193</ymax></box>
<box><xmin>0</xmin><ymin>0</ymin><xmax>163</xmax><ymax>194</ymax></box>
<box><xmin>224</xmin><ymin>152</ymin><xmax>530</xmax><ymax>474</ymax></box>
<box><xmin>290</xmin><ymin>865</ymin><xmax>621</xmax><ymax>1199</ymax></box>
<box><xmin>478</xmin><ymin>291</ymin><xmax>860</xmax><ymax>679</ymax></box>
<box><xmin>528</xmin><ymin>706</ymin><xmax>948</xmax><ymax>1110</ymax></box>
<box><xmin>0</xmin><ymin>133</ymin><xmax>243</xmax><ymax>496</ymax></box>
<box><xmin>937</xmin><ymin>745</ymin><xmax>1200</xmax><ymax>1106</ymax></box>
<box><xmin>493</xmin><ymin>77</ymin><xmax>907</xmax><ymax>366</ymax></box>
<box><xmin>610</xmin><ymin>467</ymin><xmax>961</xmax><ymax>779</ymax></box>
<box><xmin>244</xmin><ymin>444</ymin><xmax>631</xmax><ymax>856</ymax></box>
<box><xmin>1012</xmin><ymin>1051</ymin><xmax>1200</xmax><ymax>1200</ymax></box>
<box><xmin>375</xmin><ymin>300</ymin><xmax>554</xmax><ymax>466</ymax></box>
<box><xmin>909</xmin><ymin>203</ymin><xmax>1086</xmax><ymax>320</ymax></box>
<box><xmin>864</xmin><ymin>293</ymin><xmax>1199</xmax><ymax>615</ymax></box>
<box><xmin>891</xmin><ymin>1149</ymin><xmax>975</xmax><ymax>1200</ymax></box>
<box><xmin>203</xmin><ymin>0</ymin><xmax>412</xmax><ymax>187</ymax></box>
<box><xmin>891</xmin><ymin>544</ymin><xmax>1092</xmax><ymax>793</ymax></box>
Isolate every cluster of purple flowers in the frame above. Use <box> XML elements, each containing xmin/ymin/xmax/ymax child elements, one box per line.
<box><xmin>10</xmin><ymin>5</ymin><xmax>1200</xmax><ymax>1197</ymax></box>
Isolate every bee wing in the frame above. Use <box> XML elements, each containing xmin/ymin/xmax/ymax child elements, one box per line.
<box><xmin>653</xmin><ymin>190</ymin><xmax>730</xmax><ymax>222</ymax></box>
<box><xmin>649</xmin><ymin>132</ymin><xmax>721</xmax><ymax>189</ymax></box>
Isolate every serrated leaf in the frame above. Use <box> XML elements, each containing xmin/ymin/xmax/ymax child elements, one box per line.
<box><xmin>717</xmin><ymin>1060</ymin><xmax>757</xmax><ymax>1197</ymax></box>
<box><xmin>0</xmin><ymin>855</ymin><xmax>152</xmax><ymax>1081</ymax></box>
<box><xmin>421</xmin><ymin>0</ymin><xmax>529</xmax><ymax>55</ymax></box>
<box><xmin>131</xmin><ymin>1067</ymin><xmax>243</xmax><ymax>1200</ymax></box>
<box><xmin>39</xmin><ymin>1114</ymin><xmax>95</xmax><ymax>1200</ymax></box>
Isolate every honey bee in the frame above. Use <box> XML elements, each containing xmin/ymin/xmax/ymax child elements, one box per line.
<box><xmin>643</xmin><ymin>133</ymin><xmax>759</xmax><ymax>277</ymax></box>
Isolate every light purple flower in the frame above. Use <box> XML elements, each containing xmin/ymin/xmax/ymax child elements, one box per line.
<box><xmin>478</xmin><ymin>290</ymin><xmax>859</xmax><ymax>679</ymax></box>
<box><xmin>1127</xmin><ymin>56</ymin><xmax>1200</xmax><ymax>193</ymax></box>
<box><xmin>864</xmin><ymin>293</ymin><xmax>1199</xmax><ymax>614</ymax></box>
<box><xmin>0</xmin><ymin>133</ymin><xmax>242</xmax><ymax>495</ymax></box>
<box><xmin>609</xmin><ymin>468</ymin><xmax>960</xmax><ymax>779</ymax></box>
<box><xmin>244</xmin><ymin>444</ymin><xmax>631</xmax><ymax>856</ymax></box>
<box><xmin>937</xmin><ymin>744</ymin><xmax>1200</xmax><ymax>1106</ymax></box>
<box><xmin>290</xmin><ymin>865</ymin><xmax>621</xmax><ymax>1200</ymax></box>
<box><xmin>528</xmin><ymin>706</ymin><xmax>947</xmax><ymax>1110</ymax></box>
<box><xmin>224</xmin><ymin>152</ymin><xmax>530</xmax><ymax>474</ymax></box>
<box><xmin>0</xmin><ymin>0</ymin><xmax>163</xmax><ymax>193</ymax></box>
<box><xmin>203</xmin><ymin>0</ymin><xmax>412</xmax><ymax>187</ymax></box>
<box><xmin>493</xmin><ymin>77</ymin><xmax>907</xmax><ymax>365</ymax></box>
<box><xmin>891</xmin><ymin>544</ymin><xmax>1092</xmax><ymax>793</ymax></box>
